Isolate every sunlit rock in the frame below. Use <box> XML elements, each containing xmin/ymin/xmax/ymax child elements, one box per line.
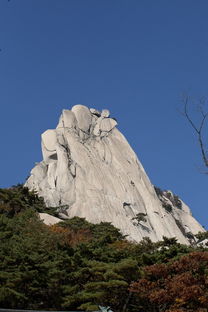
<box><xmin>26</xmin><ymin>105</ymin><xmax>205</xmax><ymax>244</ymax></box>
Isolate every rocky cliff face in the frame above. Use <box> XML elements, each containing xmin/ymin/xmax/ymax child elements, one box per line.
<box><xmin>25</xmin><ymin>105</ymin><xmax>204</xmax><ymax>244</ymax></box>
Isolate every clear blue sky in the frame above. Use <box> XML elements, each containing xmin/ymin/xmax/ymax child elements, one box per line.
<box><xmin>1</xmin><ymin>0</ymin><xmax>208</xmax><ymax>228</ymax></box>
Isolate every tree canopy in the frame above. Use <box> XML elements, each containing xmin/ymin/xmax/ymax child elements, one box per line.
<box><xmin>0</xmin><ymin>185</ymin><xmax>207</xmax><ymax>311</ymax></box>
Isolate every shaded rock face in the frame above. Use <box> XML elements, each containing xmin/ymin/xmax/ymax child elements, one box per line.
<box><xmin>26</xmin><ymin>105</ymin><xmax>204</xmax><ymax>244</ymax></box>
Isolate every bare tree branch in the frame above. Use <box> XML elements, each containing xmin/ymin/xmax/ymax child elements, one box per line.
<box><xmin>182</xmin><ymin>95</ymin><xmax>208</xmax><ymax>169</ymax></box>
<box><xmin>183</xmin><ymin>95</ymin><xmax>199</xmax><ymax>133</ymax></box>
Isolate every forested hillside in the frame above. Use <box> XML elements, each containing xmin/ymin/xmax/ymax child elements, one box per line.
<box><xmin>0</xmin><ymin>185</ymin><xmax>208</xmax><ymax>312</ymax></box>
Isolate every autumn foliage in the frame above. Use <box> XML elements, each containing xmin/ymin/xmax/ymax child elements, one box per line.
<box><xmin>49</xmin><ymin>224</ymin><xmax>92</xmax><ymax>246</ymax></box>
<box><xmin>130</xmin><ymin>252</ymin><xmax>208</xmax><ymax>312</ymax></box>
<box><xmin>1</xmin><ymin>185</ymin><xmax>208</xmax><ymax>312</ymax></box>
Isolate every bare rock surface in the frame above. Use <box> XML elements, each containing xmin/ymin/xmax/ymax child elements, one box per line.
<box><xmin>39</xmin><ymin>213</ymin><xmax>62</xmax><ymax>225</ymax></box>
<box><xmin>26</xmin><ymin>105</ymin><xmax>204</xmax><ymax>244</ymax></box>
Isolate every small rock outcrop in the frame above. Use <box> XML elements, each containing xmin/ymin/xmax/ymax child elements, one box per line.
<box><xmin>26</xmin><ymin>105</ymin><xmax>204</xmax><ymax>244</ymax></box>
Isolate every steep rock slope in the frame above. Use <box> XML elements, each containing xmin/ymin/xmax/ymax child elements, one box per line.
<box><xmin>26</xmin><ymin>105</ymin><xmax>204</xmax><ymax>244</ymax></box>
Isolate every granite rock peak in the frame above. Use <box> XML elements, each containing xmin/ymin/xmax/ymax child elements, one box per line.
<box><xmin>26</xmin><ymin>105</ymin><xmax>204</xmax><ymax>244</ymax></box>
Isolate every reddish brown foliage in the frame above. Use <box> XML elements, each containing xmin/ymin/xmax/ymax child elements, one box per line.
<box><xmin>49</xmin><ymin>224</ymin><xmax>92</xmax><ymax>246</ymax></box>
<box><xmin>130</xmin><ymin>252</ymin><xmax>208</xmax><ymax>312</ymax></box>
